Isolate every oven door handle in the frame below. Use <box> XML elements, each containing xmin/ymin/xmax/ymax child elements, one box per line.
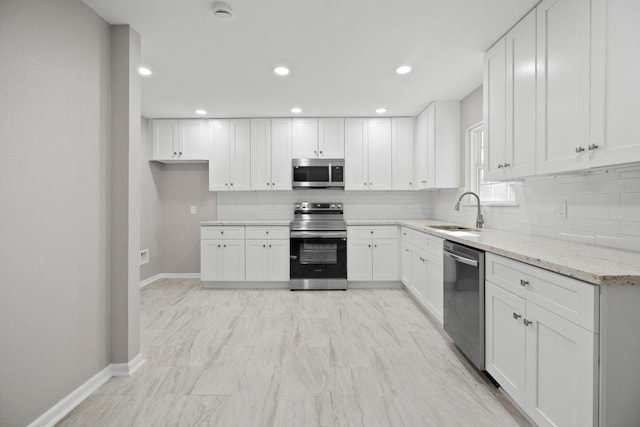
<box><xmin>443</xmin><ymin>249</ymin><xmax>478</xmax><ymax>267</ymax></box>
<box><xmin>290</xmin><ymin>231</ymin><xmax>347</xmax><ymax>239</ymax></box>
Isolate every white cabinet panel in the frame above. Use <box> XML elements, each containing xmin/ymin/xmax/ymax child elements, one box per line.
<box><xmin>347</xmin><ymin>238</ymin><xmax>373</xmax><ymax>281</ymax></box>
<box><xmin>270</xmin><ymin>118</ymin><xmax>293</xmax><ymax>190</ymax></box>
<box><xmin>178</xmin><ymin>120</ymin><xmax>208</xmax><ymax>160</ymax></box>
<box><xmin>201</xmin><ymin>239</ymin><xmax>245</xmax><ymax>281</ymax></box>
<box><xmin>344</xmin><ymin>118</ymin><xmax>391</xmax><ymax>190</ymax></box>
<box><xmin>245</xmin><ymin>239</ymin><xmax>289</xmax><ymax>281</ymax></box>
<box><xmin>318</xmin><ymin>118</ymin><xmax>345</xmax><ymax>158</ymax></box>
<box><xmin>267</xmin><ymin>239</ymin><xmax>289</xmax><ymax>281</ymax></box>
<box><xmin>210</xmin><ymin>119</ymin><xmax>251</xmax><ymax>191</ymax></box>
<box><xmin>292</xmin><ymin>118</ymin><xmax>319</xmax><ymax>158</ymax></box>
<box><xmin>535</xmin><ymin>0</ymin><xmax>591</xmax><ymax>174</ymax></box>
<box><xmin>210</xmin><ymin>120</ymin><xmax>231</xmax><ymax>191</ymax></box>
<box><xmin>392</xmin><ymin>117</ymin><xmax>415</xmax><ymax>190</ymax></box>
<box><xmin>152</xmin><ymin>119</ymin><xmax>208</xmax><ymax>162</ymax></box>
<box><xmin>367</xmin><ymin>118</ymin><xmax>392</xmax><ymax>190</ymax></box>
<box><xmin>372</xmin><ymin>238</ymin><xmax>398</xmax><ymax>281</ymax></box>
<box><xmin>483</xmin><ymin>39</ymin><xmax>507</xmax><ymax>181</ymax></box>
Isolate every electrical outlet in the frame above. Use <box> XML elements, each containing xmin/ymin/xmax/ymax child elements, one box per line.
<box><xmin>190</xmin><ymin>205</ymin><xmax>197</xmax><ymax>215</ymax></box>
<box><xmin>140</xmin><ymin>249</ymin><xmax>149</xmax><ymax>265</ymax></box>
<box><xmin>555</xmin><ymin>200</ymin><xmax>567</xmax><ymax>219</ymax></box>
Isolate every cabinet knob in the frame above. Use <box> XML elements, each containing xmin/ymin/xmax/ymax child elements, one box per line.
<box><xmin>267</xmin><ymin>182</ymin><xmax>270</xmax><ymax>186</ymax></box>
<box><xmin>513</xmin><ymin>312</ymin><xmax>522</xmax><ymax>320</ymax></box>
<box><xmin>409</xmin><ymin>182</ymin><xmax>412</xmax><ymax>185</ymax></box>
<box><xmin>588</xmin><ymin>143</ymin><xmax>599</xmax><ymax>151</ymax></box>
<box><xmin>217</xmin><ymin>244</ymin><xmax>221</xmax><ymax>248</ymax></box>
<box><xmin>369</xmin><ymin>182</ymin><xmax>373</xmax><ymax>186</ymax></box>
<box><xmin>374</xmin><ymin>244</ymin><xmax>377</xmax><ymax>248</ymax></box>
<box><xmin>179</xmin><ymin>152</ymin><xmax>182</xmax><ymax>155</ymax></box>
<box><xmin>314</xmin><ymin>150</ymin><xmax>317</xmax><ymax>154</ymax></box>
<box><xmin>520</xmin><ymin>279</ymin><xmax>529</xmax><ymax>287</ymax></box>
<box><xmin>497</xmin><ymin>163</ymin><xmax>504</xmax><ymax>169</ymax></box>
<box><xmin>230</xmin><ymin>182</ymin><xmax>234</xmax><ymax>186</ymax></box>
<box><xmin>263</xmin><ymin>244</ymin><xmax>266</xmax><ymax>248</ymax></box>
<box><xmin>268</xmin><ymin>244</ymin><xmax>272</xmax><ymax>248</ymax></box>
<box><xmin>364</xmin><ymin>182</ymin><xmax>368</xmax><ymax>186</ymax></box>
<box><xmin>503</xmin><ymin>162</ymin><xmax>510</xmax><ymax>167</ymax></box>
<box><xmin>223</xmin><ymin>244</ymin><xmax>227</xmax><ymax>248</ymax></box>
<box><xmin>370</xmin><ymin>231</ymin><xmax>374</xmax><ymax>234</ymax></box>
<box><xmin>266</xmin><ymin>231</ymin><xmax>269</xmax><ymax>234</ymax></box>
<box><xmin>319</xmin><ymin>150</ymin><xmax>323</xmax><ymax>155</ymax></box>
<box><xmin>575</xmin><ymin>146</ymin><xmax>586</xmax><ymax>153</ymax></box>
<box><xmin>173</xmin><ymin>152</ymin><xmax>177</xmax><ymax>155</ymax></box>
<box><xmin>272</xmin><ymin>182</ymin><xmax>275</xmax><ymax>186</ymax></box>
<box><xmin>368</xmin><ymin>244</ymin><xmax>371</xmax><ymax>248</ymax></box>
<box><xmin>523</xmin><ymin>319</ymin><xmax>533</xmax><ymax>326</ymax></box>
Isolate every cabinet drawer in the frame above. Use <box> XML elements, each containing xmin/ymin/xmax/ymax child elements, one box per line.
<box><xmin>201</xmin><ymin>226</ymin><xmax>245</xmax><ymax>240</ymax></box>
<box><xmin>486</xmin><ymin>253</ymin><xmax>599</xmax><ymax>332</ymax></box>
<box><xmin>245</xmin><ymin>226</ymin><xmax>289</xmax><ymax>240</ymax></box>
<box><xmin>425</xmin><ymin>234</ymin><xmax>444</xmax><ymax>256</ymax></box>
<box><xmin>348</xmin><ymin>226</ymin><xmax>397</xmax><ymax>239</ymax></box>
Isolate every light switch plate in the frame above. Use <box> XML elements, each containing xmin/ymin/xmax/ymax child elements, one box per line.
<box><xmin>555</xmin><ymin>200</ymin><xmax>567</xmax><ymax>219</ymax></box>
<box><xmin>190</xmin><ymin>205</ymin><xmax>197</xmax><ymax>214</ymax></box>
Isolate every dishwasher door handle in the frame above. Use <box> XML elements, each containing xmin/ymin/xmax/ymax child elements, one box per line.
<box><xmin>444</xmin><ymin>250</ymin><xmax>479</xmax><ymax>267</ymax></box>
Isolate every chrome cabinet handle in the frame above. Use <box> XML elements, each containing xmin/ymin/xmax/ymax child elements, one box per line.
<box><xmin>523</xmin><ymin>319</ymin><xmax>533</xmax><ymax>326</ymax></box>
<box><xmin>520</xmin><ymin>279</ymin><xmax>529</xmax><ymax>287</ymax></box>
<box><xmin>513</xmin><ymin>313</ymin><xmax>522</xmax><ymax>320</ymax></box>
<box><xmin>575</xmin><ymin>146</ymin><xmax>586</xmax><ymax>153</ymax></box>
<box><xmin>588</xmin><ymin>144</ymin><xmax>599</xmax><ymax>150</ymax></box>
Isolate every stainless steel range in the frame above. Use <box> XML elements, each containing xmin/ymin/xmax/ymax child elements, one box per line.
<box><xmin>289</xmin><ymin>202</ymin><xmax>347</xmax><ymax>290</ymax></box>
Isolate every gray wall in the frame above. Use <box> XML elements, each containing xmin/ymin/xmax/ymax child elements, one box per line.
<box><xmin>0</xmin><ymin>0</ymin><xmax>111</xmax><ymax>425</ymax></box>
<box><xmin>140</xmin><ymin>118</ymin><xmax>164</xmax><ymax>279</ymax></box>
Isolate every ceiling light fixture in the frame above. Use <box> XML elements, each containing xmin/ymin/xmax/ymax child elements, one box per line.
<box><xmin>291</xmin><ymin>107</ymin><xmax>302</xmax><ymax>114</ymax></box>
<box><xmin>274</xmin><ymin>66</ymin><xmax>290</xmax><ymax>76</ymax></box>
<box><xmin>211</xmin><ymin>1</ymin><xmax>233</xmax><ymax>19</ymax></box>
<box><xmin>139</xmin><ymin>67</ymin><xmax>152</xmax><ymax>76</ymax></box>
<box><xmin>375</xmin><ymin>108</ymin><xmax>387</xmax><ymax>114</ymax></box>
<box><xmin>395</xmin><ymin>65</ymin><xmax>412</xmax><ymax>75</ymax></box>
<box><xmin>195</xmin><ymin>109</ymin><xmax>207</xmax><ymax>115</ymax></box>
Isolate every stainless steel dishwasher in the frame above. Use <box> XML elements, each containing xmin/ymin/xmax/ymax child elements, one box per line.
<box><xmin>443</xmin><ymin>240</ymin><xmax>486</xmax><ymax>370</ymax></box>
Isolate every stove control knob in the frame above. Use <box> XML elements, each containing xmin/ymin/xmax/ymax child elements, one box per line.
<box><xmin>337</xmin><ymin>204</ymin><xmax>342</xmax><ymax>209</ymax></box>
<box><xmin>331</xmin><ymin>204</ymin><xmax>336</xmax><ymax>208</ymax></box>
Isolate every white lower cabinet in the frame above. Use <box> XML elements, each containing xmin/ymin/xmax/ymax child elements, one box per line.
<box><xmin>400</xmin><ymin>227</ymin><xmax>444</xmax><ymax>324</ymax></box>
<box><xmin>200</xmin><ymin>227</ymin><xmax>246</xmax><ymax>282</ymax></box>
<box><xmin>347</xmin><ymin>226</ymin><xmax>398</xmax><ymax>281</ymax></box>
<box><xmin>485</xmin><ymin>253</ymin><xmax>598</xmax><ymax>427</ymax></box>
<box><xmin>245</xmin><ymin>226</ymin><xmax>289</xmax><ymax>281</ymax></box>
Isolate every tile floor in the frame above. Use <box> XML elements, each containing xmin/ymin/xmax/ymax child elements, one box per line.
<box><xmin>58</xmin><ymin>278</ymin><xmax>529</xmax><ymax>426</ymax></box>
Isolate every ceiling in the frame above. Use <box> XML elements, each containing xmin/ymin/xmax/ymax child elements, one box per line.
<box><xmin>83</xmin><ymin>0</ymin><xmax>537</xmax><ymax>119</ymax></box>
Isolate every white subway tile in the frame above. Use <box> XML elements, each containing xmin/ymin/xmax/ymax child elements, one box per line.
<box><xmin>595</xmin><ymin>233</ymin><xmax>640</xmax><ymax>252</ymax></box>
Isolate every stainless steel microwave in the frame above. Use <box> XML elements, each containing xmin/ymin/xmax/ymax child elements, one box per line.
<box><xmin>292</xmin><ymin>158</ymin><xmax>344</xmax><ymax>189</ymax></box>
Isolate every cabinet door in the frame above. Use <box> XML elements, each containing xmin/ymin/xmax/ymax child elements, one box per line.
<box><xmin>401</xmin><ymin>243</ymin><xmax>412</xmax><ymax>286</ymax></box>
<box><xmin>344</xmin><ymin>118</ymin><xmax>369</xmax><ymax>190</ymax></box>
<box><xmin>229</xmin><ymin>119</ymin><xmax>251</xmax><ymax>191</ymax></box>
<box><xmin>536</xmin><ymin>0</ymin><xmax>591</xmax><ymax>175</ymax></box>
<box><xmin>525</xmin><ymin>303</ymin><xmax>597</xmax><ymax>427</ymax></box>
<box><xmin>318</xmin><ymin>118</ymin><xmax>345</xmax><ymax>158</ymax></box>
<box><xmin>178</xmin><ymin>120</ymin><xmax>208</xmax><ymax>160</ymax></box>
<box><xmin>367</xmin><ymin>118</ymin><xmax>392</xmax><ymax>190</ymax></box>
<box><xmin>250</xmin><ymin>119</ymin><xmax>272</xmax><ymax>191</ymax></box>
<box><xmin>590</xmin><ymin>0</ymin><xmax>640</xmax><ymax>168</ymax></box>
<box><xmin>483</xmin><ymin>38</ymin><xmax>507</xmax><ymax>181</ymax></box>
<box><xmin>505</xmin><ymin>10</ymin><xmax>536</xmax><ymax>179</ymax></box>
<box><xmin>372</xmin><ymin>238</ymin><xmax>398</xmax><ymax>280</ymax></box>
<box><xmin>201</xmin><ymin>240</ymin><xmax>223</xmax><ymax>281</ymax></box>
<box><xmin>485</xmin><ymin>282</ymin><xmax>527</xmax><ymax>406</ymax></box>
<box><xmin>210</xmin><ymin>120</ymin><xmax>230</xmax><ymax>191</ymax></box>
<box><xmin>267</xmin><ymin>240</ymin><xmax>290</xmax><ymax>281</ymax></box>
<box><xmin>270</xmin><ymin>118</ymin><xmax>292</xmax><ymax>190</ymax></box>
<box><xmin>152</xmin><ymin>120</ymin><xmax>178</xmax><ymax>160</ymax></box>
<box><xmin>292</xmin><ymin>118</ymin><xmax>318</xmax><ymax>158</ymax></box>
<box><xmin>431</xmin><ymin>102</ymin><xmax>460</xmax><ymax>188</ymax></box>
<box><xmin>411</xmin><ymin>251</ymin><xmax>428</xmax><ymax>304</ymax></box>
<box><xmin>391</xmin><ymin>118</ymin><xmax>414</xmax><ymax>190</ymax></box>
<box><xmin>415</xmin><ymin>110</ymin><xmax>429</xmax><ymax>189</ymax></box>
<box><xmin>424</xmin><ymin>104</ymin><xmax>437</xmax><ymax>188</ymax></box>
<box><xmin>347</xmin><ymin>238</ymin><xmax>372</xmax><ymax>280</ymax></box>
<box><xmin>245</xmin><ymin>240</ymin><xmax>268</xmax><ymax>281</ymax></box>
<box><xmin>425</xmin><ymin>252</ymin><xmax>444</xmax><ymax>324</ymax></box>
<box><xmin>222</xmin><ymin>240</ymin><xmax>245</xmax><ymax>281</ymax></box>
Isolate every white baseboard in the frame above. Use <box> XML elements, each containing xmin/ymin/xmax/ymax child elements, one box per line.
<box><xmin>27</xmin><ymin>354</ymin><xmax>145</xmax><ymax>427</ymax></box>
<box><xmin>140</xmin><ymin>273</ymin><xmax>200</xmax><ymax>289</ymax></box>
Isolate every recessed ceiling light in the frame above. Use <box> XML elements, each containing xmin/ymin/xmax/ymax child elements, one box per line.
<box><xmin>395</xmin><ymin>65</ymin><xmax>412</xmax><ymax>75</ymax></box>
<box><xmin>195</xmin><ymin>109</ymin><xmax>207</xmax><ymax>115</ymax></box>
<box><xmin>139</xmin><ymin>67</ymin><xmax>152</xmax><ymax>76</ymax></box>
<box><xmin>274</xmin><ymin>66</ymin><xmax>290</xmax><ymax>76</ymax></box>
<box><xmin>291</xmin><ymin>107</ymin><xmax>302</xmax><ymax>114</ymax></box>
<box><xmin>376</xmin><ymin>108</ymin><xmax>387</xmax><ymax>114</ymax></box>
<box><xmin>212</xmin><ymin>1</ymin><xmax>233</xmax><ymax>19</ymax></box>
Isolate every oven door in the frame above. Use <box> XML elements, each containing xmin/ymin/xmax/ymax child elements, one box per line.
<box><xmin>290</xmin><ymin>231</ymin><xmax>347</xmax><ymax>289</ymax></box>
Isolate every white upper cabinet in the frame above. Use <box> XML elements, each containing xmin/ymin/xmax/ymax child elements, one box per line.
<box><xmin>318</xmin><ymin>118</ymin><xmax>345</xmax><ymax>158</ymax></box>
<box><xmin>152</xmin><ymin>119</ymin><xmax>208</xmax><ymax>162</ymax></box>
<box><xmin>345</xmin><ymin>118</ymin><xmax>392</xmax><ymax>190</ymax></box>
<box><xmin>415</xmin><ymin>102</ymin><xmax>460</xmax><ymax>189</ymax></box>
<box><xmin>535</xmin><ymin>0</ymin><xmax>592</xmax><ymax>174</ymax></box>
<box><xmin>250</xmin><ymin>118</ymin><xmax>292</xmax><ymax>191</ymax></box>
<box><xmin>292</xmin><ymin>118</ymin><xmax>344</xmax><ymax>159</ymax></box>
<box><xmin>291</xmin><ymin>118</ymin><xmax>318</xmax><ymax>158</ymax></box>
<box><xmin>391</xmin><ymin>117</ymin><xmax>415</xmax><ymax>190</ymax></box>
<box><xmin>210</xmin><ymin>119</ymin><xmax>251</xmax><ymax>191</ymax></box>
<box><xmin>484</xmin><ymin>10</ymin><xmax>537</xmax><ymax>181</ymax></box>
<box><xmin>589</xmin><ymin>0</ymin><xmax>640</xmax><ymax>168</ymax></box>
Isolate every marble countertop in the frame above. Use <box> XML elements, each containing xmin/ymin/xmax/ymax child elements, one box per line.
<box><xmin>201</xmin><ymin>218</ymin><xmax>640</xmax><ymax>286</ymax></box>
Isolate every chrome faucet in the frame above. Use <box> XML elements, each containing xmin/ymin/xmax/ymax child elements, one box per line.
<box><xmin>454</xmin><ymin>191</ymin><xmax>484</xmax><ymax>229</ymax></box>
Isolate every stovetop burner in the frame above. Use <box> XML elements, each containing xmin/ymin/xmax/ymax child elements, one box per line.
<box><xmin>290</xmin><ymin>202</ymin><xmax>346</xmax><ymax>231</ymax></box>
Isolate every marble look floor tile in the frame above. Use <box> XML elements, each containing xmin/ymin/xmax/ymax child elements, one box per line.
<box><xmin>57</xmin><ymin>281</ymin><xmax>530</xmax><ymax>426</ymax></box>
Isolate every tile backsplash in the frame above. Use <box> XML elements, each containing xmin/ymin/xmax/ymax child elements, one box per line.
<box><xmin>217</xmin><ymin>190</ymin><xmax>432</xmax><ymax>220</ymax></box>
<box><xmin>431</xmin><ymin>166</ymin><xmax>640</xmax><ymax>252</ymax></box>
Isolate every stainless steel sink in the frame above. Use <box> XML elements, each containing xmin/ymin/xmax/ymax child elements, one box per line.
<box><xmin>430</xmin><ymin>225</ymin><xmax>479</xmax><ymax>232</ymax></box>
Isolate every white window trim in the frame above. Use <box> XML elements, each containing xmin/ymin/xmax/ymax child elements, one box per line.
<box><xmin>463</xmin><ymin>121</ymin><xmax>519</xmax><ymax>208</ymax></box>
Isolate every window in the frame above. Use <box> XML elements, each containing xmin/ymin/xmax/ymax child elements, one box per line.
<box><xmin>466</xmin><ymin>123</ymin><xmax>517</xmax><ymax>205</ymax></box>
